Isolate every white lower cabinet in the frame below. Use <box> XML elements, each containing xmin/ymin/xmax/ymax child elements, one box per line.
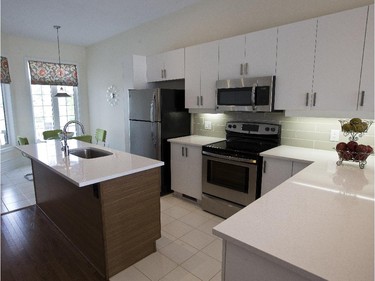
<box><xmin>170</xmin><ymin>143</ymin><xmax>202</xmax><ymax>200</ymax></box>
<box><xmin>261</xmin><ymin>157</ymin><xmax>310</xmax><ymax>196</ymax></box>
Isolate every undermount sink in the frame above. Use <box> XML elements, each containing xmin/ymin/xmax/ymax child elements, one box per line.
<box><xmin>69</xmin><ymin>147</ymin><xmax>113</xmax><ymax>159</ymax></box>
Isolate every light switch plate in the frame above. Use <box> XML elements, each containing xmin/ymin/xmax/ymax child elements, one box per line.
<box><xmin>330</xmin><ymin>129</ymin><xmax>340</xmax><ymax>142</ymax></box>
<box><xmin>204</xmin><ymin>121</ymin><xmax>212</xmax><ymax>130</ymax></box>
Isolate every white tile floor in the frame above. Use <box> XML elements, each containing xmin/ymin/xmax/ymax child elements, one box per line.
<box><xmin>1</xmin><ymin>164</ymin><xmax>35</xmax><ymax>214</ymax></box>
<box><xmin>1</xmin><ymin>164</ymin><xmax>225</xmax><ymax>281</ymax></box>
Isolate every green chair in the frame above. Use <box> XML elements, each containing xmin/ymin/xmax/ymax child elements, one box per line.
<box><xmin>71</xmin><ymin>135</ymin><xmax>92</xmax><ymax>143</ymax></box>
<box><xmin>42</xmin><ymin>129</ymin><xmax>62</xmax><ymax>140</ymax></box>
<box><xmin>17</xmin><ymin>136</ymin><xmax>33</xmax><ymax>181</ymax></box>
<box><xmin>95</xmin><ymin>129</ymin><xmax>107</xmax><ymax>146</ymax></box>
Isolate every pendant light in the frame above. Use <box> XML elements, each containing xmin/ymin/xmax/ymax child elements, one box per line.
<box><xmin>53</xmin><ymin>25</ymin><xmax>70</xmax><ymax>98</ymax></box>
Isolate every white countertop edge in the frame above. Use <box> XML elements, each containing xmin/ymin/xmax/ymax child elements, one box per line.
<box><xmin>76</xmin><ymin>162</ymin><xmax>164</xmax><ymax>187</ymax></box>
<box><xmin>168</xmin><ymin>135</ymin><xmax>225</xmax><ymax>146</ymax></box>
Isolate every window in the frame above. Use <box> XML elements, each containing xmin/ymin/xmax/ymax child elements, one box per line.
<box><xmin>30</xmin><ymin>85</ymin><xmax>79</xmax><ymax>142</ymax></box>
<box><xmin>0</xmin><ymin>84</ymin><xmax>10</xmax><ymax>145</ymax></box>
<box><xmin>28</xmin><ymin>59</ymin><xmax>80</xmax><ymax>142</ymax></box>
<box><xmin>1</xmin><ymin>56</ymin><xmax>13</xmax><ymax>147</ymax></box>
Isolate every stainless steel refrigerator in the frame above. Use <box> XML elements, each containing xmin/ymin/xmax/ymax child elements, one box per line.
<box><xmin>129</xmin><ymin>88</ymin><xmax>191</xmax><ymax>195</ymax></box>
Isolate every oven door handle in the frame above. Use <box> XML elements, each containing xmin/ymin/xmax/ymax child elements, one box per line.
<box><xmin>202</xmin><ymin>151</ymin><xmax>257</xmax><ymax>164</ymax></box>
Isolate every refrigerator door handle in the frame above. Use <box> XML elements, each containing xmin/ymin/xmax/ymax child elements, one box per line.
<box><xmin>150</xmin><ymin>94</ymin><xmax>156</xmax><ymax>122</ymax></box>
<box><xmin>151</xmin><ymin>122</ymin><xmax>157</xmax><ymax>145</ymax></box>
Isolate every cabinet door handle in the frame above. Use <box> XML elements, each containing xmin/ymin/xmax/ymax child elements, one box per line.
<box><xmin>245</xmin><ymin>63</ymin><xmax>248</xmax><ymax>75</ymax></box>
<box><xmin>185</xmin><ymin>147</ymin><xmax>188</xmax><ymax>157</ymax></box>
<box><xmin>197</xmin><ymin>96</ymin><xmax>200</xmax><ymax>106</ymax></box>
<box><xmin>240</xmin><ymin>63</ymin><xmax>244</xmax><ymax>75</ymax></box>
<box><xmin>312</xmin><ymin>92</ymin><xmax>317</xmax><ymax>106</ymax></box>
<box><xmin>305</xmin><ymin>93</ymin><xmax>310</xmax><ymax>106</ymax></box>
<box><xmin>360</xmin><ymin>91</ymin><xmax>365</xmax><ymax>107</ymax></box>
<box><xmin>263</xmin><ymin>161</ymin><xmax>267</xmax><ymax>173</ymax></box>
<box><xmin>182</xmin><ymin>147</ymin><xmax>184</xmax><ymax>157</ymax></box>
<box><xmin>161</xmin><ymin>69</ymin><xmax>164</xmax><ymax>79</ymax></box>
<box><xmin>200</xmin><ymin>96</ymin><xmax>203</xmax><ymax>106</ymax></box>
<box><xmin>164</xmin><ymin>69</ymin><xmax>167</xmax><ymax>79</ymax></box>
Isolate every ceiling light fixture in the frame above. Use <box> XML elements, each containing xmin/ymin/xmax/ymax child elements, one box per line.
<box><xmin>53</xmin><ymin>25</ymin><xmax>70</xmax><ymax>98</ymax></box>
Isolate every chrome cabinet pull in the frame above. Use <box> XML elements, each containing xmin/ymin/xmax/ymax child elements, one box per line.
<box><xmin>313</xmin><ymin>92</ymin><xmax>317</xmax><ymax>106</ymax></box>
<box><xmin>197</xmin><ymin>96</ymin><xmax>200</xmax><ymax>106</ymax></box>
<box><xmin>164</xmin><ymin>69</ymin><xmax>167</xmax><ymax>79</ymax></box>
<box><xmin>263</xmin><ymin>161</ymin><xmax>267</xmax><ymax>173</ymax></box>
<box><xmin>185</xmin><ymin>147</ymin><xmax>188</xmax><ymax>157</ymax></box>
<box><xmin>245</xmin><ymin>63</ymin><xmax>248</xmax><ymax>75</ymax></box>
<box><xmin>360</xmin><ymin>91</ymin><xmax>365</xmax><ymax>107</ymax></box>
<box><xmin>240</xmin><ymin>64</ymin><xmax>244</xmax><ymax>75</ymax></box>
<box><xmin>200</xmin><ymin>96</ymin><xmax>203</xmax><ymax>106</ymax></box>
<box><xmin>182</xmin><ymin>146</ymin><xmax>184</xmax><ymax>157</ymax></box>
<box><xmin>305</xmin><ymin>93</ymin><xmax>310</xmax><ymax>106</ymax></box>
<box><xmin>161</xmin><ymin>69</ymin><xmax>164</xmax><ymax>79</ymax></box>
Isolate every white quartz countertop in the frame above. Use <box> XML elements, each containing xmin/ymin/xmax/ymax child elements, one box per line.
<box><xmin>214</xmin><ymin>145</ymin><xmax>374</xmax><ymax>281</ymax></box>
<box><xmin>168</xmin><ymin>135</ymin><xmax>224</xmax><ymax>146</ymax></box>
<box><xmin>17</xmin><ymin>140</ymin><xmax>164</xmax><ymax>187</ymax></box>
<box><xmin>260</xmin><ymin>145</ymin><xmax>338</xmax><ymax>163</ymax></box>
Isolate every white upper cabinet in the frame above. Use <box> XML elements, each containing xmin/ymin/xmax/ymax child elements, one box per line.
<box><xmin>274</xmin><ymin>18</ymin><xmax>317</xmax><ymax>110</ymax></box>
<box><xmin>275</xmin><ymin>6</ymin><xmax>370</xmax><ymax>116</ymax></box>
<box><xmin>313</xmin><ymin>6</ymin><xmax>368</xmax><ymax>111</ymax></box>
<box><xmin>218</xmin><ymin>35</ymin><xmax>246</xmax><ymax>80</ymax></box>
<box><xmin>185</xmin><ymin>41</ymin><xmax>219</xmax><ymax>109</ymax></box>
<box><xmin>218</xmin><ymin>29</ymin><xmax>277</xmax><ymax>80</ymax></box>
<box><xmin>245</xmin><ymin>27</ymin><xmax>277</xmax><ymax>77</ymax></box>
<box><xmin>146</xmin><ymin>48</ymin><xmax>184</xmax><ymax>82</ymax></box>
<box><xmin>357</xmin><ymin>5</ymin><xmax>374</xmax><ymax>114</ymax></box>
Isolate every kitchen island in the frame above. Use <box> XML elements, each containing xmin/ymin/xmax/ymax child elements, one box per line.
<box><xmin>17</xmin><ymin>140</ymin><xmax>164</xmax><ymax>280</ymax></box>
<box><xmin>213</xmin><ymin>145</ymin><xmax>374</xmax><ymax>281</ymax></box>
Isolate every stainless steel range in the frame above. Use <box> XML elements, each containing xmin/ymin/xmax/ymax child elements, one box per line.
<box><xmin>201</xmin><ymin>121</ymin><xmax>281</xmax><ymax>218</ymax></box>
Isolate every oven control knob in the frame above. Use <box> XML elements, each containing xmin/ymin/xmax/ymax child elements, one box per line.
<box><xmin>233</xmin><ymin>125</ymin><xmax>237</xmax><ymax>129</ymax></box>
<box><xmin>228</xmin><ymin>125</ymin><xmax>232</xmax><ymax>128</ymax></box>
<box><xmin>271</xmin><ymin>127</ymin><xmax>276</xmax><ymax>132</ymax></box>
<box><xmin>265</xmin><ymin>127</ymin><xmax>270</xmax><ymax>131</ymax></box>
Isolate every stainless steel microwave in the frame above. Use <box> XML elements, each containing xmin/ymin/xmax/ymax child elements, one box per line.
<box><xmin>216</xmin><ymin>76</ymin><xmax>276</xmax><ymax>112</ymax></box>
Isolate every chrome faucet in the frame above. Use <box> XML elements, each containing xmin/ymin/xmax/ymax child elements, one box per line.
<box><xmin>61</xmin><ymin>120</ymin><xmax>85</xmax><ymax>156</ymax></box>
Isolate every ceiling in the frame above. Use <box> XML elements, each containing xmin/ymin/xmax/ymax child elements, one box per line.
<box><xmin>1</xmin><ymin>0</ymin><xmax>203</xmax><ymax>46</ymax></box>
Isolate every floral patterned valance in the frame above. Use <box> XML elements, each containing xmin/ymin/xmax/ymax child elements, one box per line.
<box><xmin>28</xmin><ymin>60</ymin><xmax>78</xmax><ymax>86</ymax></box>
<box><xmin>1</xmin><ymin>57</ymin><xmax>11</xmax><ymax>84</ymax></box>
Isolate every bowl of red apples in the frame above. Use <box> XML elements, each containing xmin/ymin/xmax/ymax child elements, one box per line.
<box><xmin>336</xmin><ymin>141</ymin><xmax>373</xmax><ymax>169</ymax></box>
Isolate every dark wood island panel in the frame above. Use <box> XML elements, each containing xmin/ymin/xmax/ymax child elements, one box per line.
<box><xmin>32</xmin><ymin>160</ymin><xmax>161</xmax><ymax>280</ymax></box>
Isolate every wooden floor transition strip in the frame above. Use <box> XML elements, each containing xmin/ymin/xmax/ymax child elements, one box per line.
<box><xmin>1</xmin><ymin>205</ymin><xmax>105</xmax><ymax>281</ymax></box>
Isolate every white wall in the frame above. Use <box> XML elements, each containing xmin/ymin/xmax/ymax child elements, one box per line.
<box><xmin>1</xmin><ymin>34</ymin><xmax>89</xmax><ymax>170</ymax></box>
<box><xmin>86</xmin><ymin>0</ymin><xmax>372</xmax><ymax>151</ymax></box>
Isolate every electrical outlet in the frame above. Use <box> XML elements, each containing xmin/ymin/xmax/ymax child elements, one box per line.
<box><xmin>204</xmin><ymin>121</ymin><xmax>212</xmax><ymax>130</ymax></box>
<box><xmin>330</xmin><ymin>129</ymin><xmax>340</xmax><ymax>142</ymax></box>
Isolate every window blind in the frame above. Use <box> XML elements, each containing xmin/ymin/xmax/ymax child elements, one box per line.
<box><xmin>28</xmin><ymin>60</ymin><xmax>78</xmax><ymax>86</ymax></box>
<box><xmin>1</xmin><ymin>57</ymin><xmax>11</xmax><ymax>84</ymax></box>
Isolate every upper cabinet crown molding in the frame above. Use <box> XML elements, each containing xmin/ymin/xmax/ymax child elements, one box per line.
<box><xmin>146</xmin><ymin>48</ymin><xmax>184</xmax><ymax>82</ymax></box>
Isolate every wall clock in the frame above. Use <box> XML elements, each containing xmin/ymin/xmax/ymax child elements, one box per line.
<box><xmin>106</xmin><ymin>85</ymin><xmax>119</xmax><ymax>106</ymax></box>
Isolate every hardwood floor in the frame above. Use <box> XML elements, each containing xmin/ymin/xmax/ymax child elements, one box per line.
<box><xmin>1</xmin><ymin>206</ymin><xmax>105</xmax><ymax>281</ymax></box>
